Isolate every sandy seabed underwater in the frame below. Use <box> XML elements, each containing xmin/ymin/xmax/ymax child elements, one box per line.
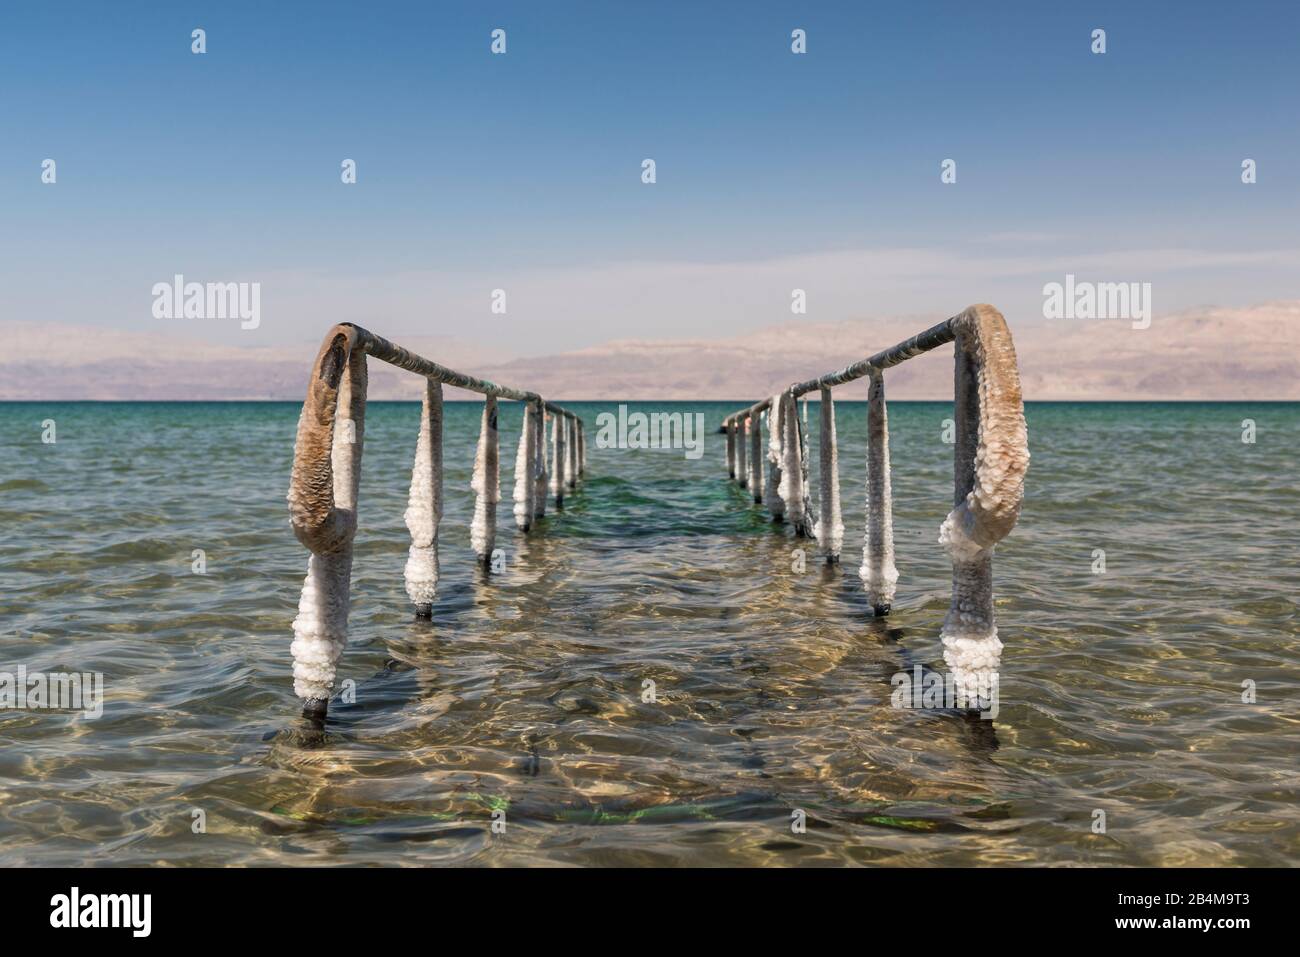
<box><xmin>1</xmin><ymin>400</ymin><xmax>1296</xmax><ymax>866</ymax></box>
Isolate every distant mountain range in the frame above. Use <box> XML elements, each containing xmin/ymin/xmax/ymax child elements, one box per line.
<box><xmin>3</xmin><ymin>301</ymin><xmax>1297</xmax><ymax>401</ymax></box>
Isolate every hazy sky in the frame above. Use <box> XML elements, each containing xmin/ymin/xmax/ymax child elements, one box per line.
<box><xmin>3</xmin><ymin>0</ymin><xmax>1297</xmax><ymax>356</ymax></box>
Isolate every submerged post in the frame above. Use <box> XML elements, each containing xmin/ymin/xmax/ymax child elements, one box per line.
<box><xmin>726</xmin><ymin>418</ymin><xmax>737</xmax><ymax>479</ymax></box>
<box><xmin>815</xmin><ymin>385</ymin><xmax>842</xmax><ymax>562</ymax></box>
<box><xmin>939</xmin><ymin>307</ymin><xmax>1028</xmax><ymax>705</ymax></box>
<box><xmin>533</xmin><ymin>403</ymin><xmax>548</xmax><ymax>521</ymax></box>
<box><xmin>860</xmin><ymin>372</ymin><xmax>897</xmax><ymax>616</ymax></box>
<box><xmin>748</xmin><ymin>412</ymin><xmax>763</xmax><ymax>503</ymax></box>
<box><xmin>404</xmin><ymin>379</ymin><xmax>443</xmax><ymax>617</ymax></box>
<box><xmin>470</xmin><ymin>395</ymin><xmax>500</xmax><ymax>566</ymax></box>
<box><xmin>763</xmin><ymin>401</ymin><xmax>785</xmax><ymax>521</ymax></box>
<box><xmin>735</xmin><ymin>414</ymin><xmax>748</xmax><ymax>489</ymax></box>
<box><xmin>288</xmin><ymin>328</ymin><xmax>367</xmax><ymax>718</ymax></box>
<box><xmin>513</xmin><ymin>402</ymin><xmax>535</xmax><ymax>531</ymax></box>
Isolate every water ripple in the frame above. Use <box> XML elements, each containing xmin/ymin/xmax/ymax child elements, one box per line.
<box><xmin>0</xmin><ymin>400</ymin><xmax>1296</xmax><ymax>865</ymax></box>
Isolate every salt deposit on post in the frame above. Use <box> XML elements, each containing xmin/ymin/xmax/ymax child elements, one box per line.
<box><xmin>735</xmin><ymin>415</ymin><xmax>748</xmax><ymax>489</ymax></box>
<box><xmin>470</xmin><ymin>395</ymin><xmax>500</xmax><ymax>564</ymax></box>
<box><xmin>777</xmin><ymin>390</ymin><xmax>809</xmax><ymax>536</ymax></box>
<box><xmin>404</xmin><ymin>379</ymin><xmax>443</xmax><ymax>617</ymax></box>
<box><xmin>763</xmin><ymin>398</ymin><xmax>785</xmax><ymax>520</ymax></box>
<box><xmin>513</xmin><ymin>402</ymin><xmax>535</xmax><ymax>531</ymax></box>
<box><xmin>726</xmin><ymin>418</ymin><xmax>737</xmax><ymax>479</ymax></box>
<box><xmin>814</xmin><ymin>386</ymin><xmax>843</xmax><ymax>562</ymax></box>
<box><xmin>287</xmin><ymin>333</ymin><xmax>367</xmax><ymax>716</ymax></box>
<box><xmin>860</xmin><ymin>371</ymin><xmax>897</xmax><ymax>615</ymax></box>
<box><xmin>533</xmin><ymin>402</ymin><xmax>548</xmax><ymax>521</ymax></box>
<box><xmin>747</xmin><ymin>412</ymin><xmax>762</xmax><ymax>502</ymax></box>
<box><xmin>566</xmin><ymin>415</ymin><xmax>579</xmax><ymax>490</ymax></box>
<box><xmin>551</xmin><ymin>409</ymin><xmax>567</xmax><ymax>507</ymax></box>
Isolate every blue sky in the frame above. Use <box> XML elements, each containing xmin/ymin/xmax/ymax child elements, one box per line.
<box><xmin>2</xmin><ymin>0</ymin><xmax>1297</xmax><ymax>352</ymax></box>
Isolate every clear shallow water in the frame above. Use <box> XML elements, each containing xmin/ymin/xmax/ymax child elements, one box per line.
<box><xmin>0</xmin><ymin>399</ymin><xmax>1296</xmax><ymax>866</ymax></box>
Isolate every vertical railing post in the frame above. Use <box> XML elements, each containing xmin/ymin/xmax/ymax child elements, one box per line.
<box><xmin>566</xmin><ymin>415</ymin><xmax>578</xmax><ymax>489</ymax></box>
<box><xmin>815</xmin><ymin>385</ymin><xmax>842</xmax><ymax>563</ymax></box>
<box><xmin>288</xmin><ymin>324</ymin><xmax>589</xmax><ymax>716</ymax></box>
<box><xmin>735</xmin><ymin>414</ymin><xmax>748</xmax><ymax>489</ymax></box>
<box><xmin>513</xmin><ymin>401</ymin><xmax>535</xmax><ymax>531</ymax></box>
<box><xmin>726</xmin><ymin>417</ymin><xmax>737</xmax><ymax>479</ymax></box>
<box><xmin>943</xmin><ymin>330</ymin><xmax>996</xmax><ymax>705</ymax></box>
<box><xmin>551</xmin><ymin>409</ymin><xmax>567</xmax><ymax>508</ymax></box>
<box><xmin>404</xmin><ymin>379</ymin><xmax>442</xmax><ymax>617</ymax></box>
<box><xmin>288</xmin><ymin>334</ymin><xmax>368</xmax><ymax>718</ymax></box>
<box><xmin>778</xmin><ymin>390</ymin><xmax>810</xmax><ymax>536</ymax></box>
<box><xmin>764</xmin><ymin>401</ymin><xmax>785</xmax><ymax>521</ymax></box>
<box><xmin>798</xmin><ymin>398</ymin><xmax>814</xmax><ymax>530</ymax></box>
<box><xmin>719</xmin><ymin>305</ymin><xmax>1026</xmax><ymax>711</ymax></box>
<box><xmin>470</xmin><ymin>395</ymin><xmax>499</xmax><ymax>566</ymax></box>
<box><xmin>533</xmin><ymin>403</ymin><xmax>548</xmax><ymax>521</ymax></box>
<box><xmin>748</xmin><ymin>412</ymin><xmax>762</xmax><ymax>503</ymax></box>
<box><xmin>860</xmin><ymin>371</ymin><xmax>897</xmax><ymax>616</ymax></box>
<box><xmin>938</xmin><ymin>306</ymin><xmax>1028</xmax><ymax>709</ymax></box>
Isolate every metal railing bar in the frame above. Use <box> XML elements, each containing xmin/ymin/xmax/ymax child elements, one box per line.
<box><xmin>345</xmin><ymin>322</ymin><xmax>579</xmax><ymax>420</ymax></box>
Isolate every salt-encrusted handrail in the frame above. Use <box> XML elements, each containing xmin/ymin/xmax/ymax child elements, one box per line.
<box><xmin>287</xmin><ymin>322</ymin><xmax>586</xmax><ymax>718</ymax></box>
<box><xmin>721</xmin><ymin>304</ymin><xmax>1028</xmax><ymax>705</ymax></box>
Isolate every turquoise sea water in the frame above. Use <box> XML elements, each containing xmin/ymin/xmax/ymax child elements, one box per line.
<box><xmin>0</xmin><ymin>400</ymin><xmax>1296</xmax><ymax>866</ymax></box>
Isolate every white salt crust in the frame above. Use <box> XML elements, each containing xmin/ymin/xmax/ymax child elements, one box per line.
<box><xmin>403</xmin><ymin>380</ymin><xmax>442</xmax><ymax>605</ymax></box>
<box><xmin>532</xmin><ymin>408</ymin><xmax>548</xmax><ymax>519</ymax></box>
<box><xmin>747</xmin><ymin>413</ymin><xmax>763</xmax><ymax>498</ymax></box>
<box><xmin>566</xmin><ymin>417</ymin><xmax>579</xmax><ymax>489</ymax></box>
<box><xmin>470</xmin><ymin>396</ymin><xmax>499</xmax><ymax>560</ymax></box>
<box><xmin>513</xmin><ymin>403</ymin><xmax>535</xmax><ymax>529</ymax></box>
<box><xmin>814</xmin><ymin>387</ymin><xmax>843</xmax><ymax>558</ymax></box>
<box><xmin>764</xmin><ymin>397</ymin><xmax>785</xmax><ymax>518</ymax></box>
<box><xmin>933</xmin><ymin>306</ymin><xmax>1029</xmax><ymax>701</ymax></box>
<box><xmin>941</xmin><ymin>630</ymin><xmax>1003</xmax><ymax>703</ymax></box>
<box><xmin>859</xmin><ymin>374</ymin><xmax>897</xmax><ymax>607</ymax></box>
<box><xmin>291</xmin><ymin>549</ymin><xmax>353</xmax><ymax>701</ymax></box>
<box><xmin>939</xmin><ymin>505</ymin><xmax>987</xmax><ymax>563</ymax></box>
<box><xmin>734</xmin><ymin>416</ymin><xmax>748</xmax><ymax>489</ymax></box>
<box><xmin>549</xmin><ymin>412</ymin><xmax>566</xmax><ymax>499</ymax></box>
<box><xmin>777</xmin><ymin>392</ymin><xmax>806</xmax><ymax>530</ymax></box>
